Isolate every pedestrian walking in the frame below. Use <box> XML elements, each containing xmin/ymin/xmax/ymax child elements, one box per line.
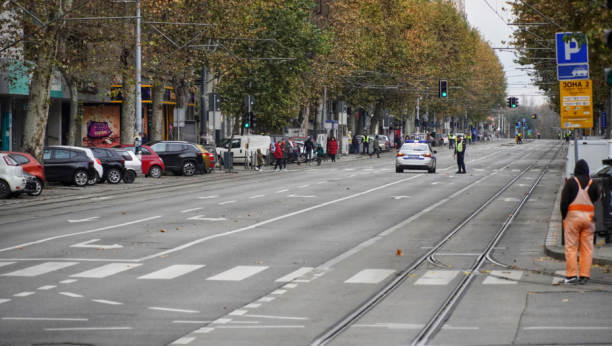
<box><xmin>369</xmin><ymin>135</ymin><xmax>381</xmax><ymax>158</ymax></box>
<box><xmin>273</xmin><ymin>140</ymin><xmax>283</xmax><ymax>171</ymax></box>
<box><xmin>565</xmin><ymin>132</ymin><xmax>570</xmax><ymax>143</ymax></box>
<box><xmin>353</xmin><ymin>133</ymin><xmax>360</xmax><ymax>154</ymax></box>
<box><xmin>537</xmin><ymin>132</ymin><xmax>541</xmax><ymax>140</ymax></box>
<box><xmin>560</xmin><ymin>160</ymin><xmax>600</xmax><ymax>285</ymax></box>
<box><xmin>449</xmin><ymin>132</ymin><xmax>455</xmax><ymax>149</ymax></box>
<box><xmin>395</xmin><ymin>133</ymin><xmax>401</xmax><ymax>150</ymax></box>
<box><xmin>304</xmin><ymin>136</ymin><xmax>315</xmax><ymax>165</ymax></box>
<box><xmin>328</xmin><ymin>137</ymin><xmax>339</xmax><ymax>162</ymax></box>
<box><xmin>281</xmin><ymin>139</ymin><xmax>291</xmax><ymax>171</ymax></box>
<box><xmin>315</xmin><ymin>143</ymin><xmax>324</xmax><ymax>166</ymax></box>
<box><xmin>256</xmin><ymin>148</ymin><xmax>264</xmax><ymax>171</ymax></box>
<box><xmin>453</xmin><ymin>135</ymin><xmax>466</xmax><ymax>174</ymax></box>
<box><xmin>362</xmin><ymin>132</ymin><xmax>370</xmax><ymax>155</ymax></box>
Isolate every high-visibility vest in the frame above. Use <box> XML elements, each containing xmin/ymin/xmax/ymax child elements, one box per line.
<box><xmin>450</xmin><ymin>135</ymin><xmax>455</xmax><ymax>140</ymax></box>
<box><xmin>457</xmin><ymin>141</ymin><xmax>464</xmax><ymax>153</ymax></box>
<box><xmin>363</xmin><ymin>135</ymin><xmax>370</xmax><ymax>143</ymax></box>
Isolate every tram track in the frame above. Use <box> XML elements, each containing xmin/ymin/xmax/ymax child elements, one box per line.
<box><xmin>310</xmin><ymin>141</ymin><xmax>564</xmax><ymax>346</ymax></box>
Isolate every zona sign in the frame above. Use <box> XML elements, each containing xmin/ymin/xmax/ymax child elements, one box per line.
<box><xmin>559</xmin><ymin>79</ymin><xmax>593</xmax><ymax>129</ymax></box>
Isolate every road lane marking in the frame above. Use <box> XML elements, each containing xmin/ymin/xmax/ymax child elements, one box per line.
<box><xmin>333</xmin><ymin>178</ymin><xmax>342</xmax><ymax>181</ymax></box>
<box><xmin>37</xmin><ymin>285</ymin><xmax>57</xmax><ymax>290</ymax></box>
<box><xmin>181</xmin><ymin>208</ymin><xmax>203</xmax><ymax>213</ymax></box>
<box><xmin>242</xmin><ymin>314</ymin><xmax>307</xmax><ymax>320</ymax></box>
<box><xmin>171</xmin><ymin>337</ymin><xmax>196</xmax><ymax>345</ymax></box>
<box><xmin>92</xmin><ymin>299</ymin><xmax>123</xmax><ymax>305</ymax></box>
<box><xmin>317</xmin><ymin>181</ymin><xmax>327</xmax><ymax>184</ymax></box>
<box><xmin>0</xmin><ymin>262</ymin><xmax>15</xmax><ymax>268</ymax></box>
<box><xmin>197</xmin><ymin>195</ymin><xmax>218</xmax><ymax>199</ymax></box>
<box><xmin>244</xmin><ymin>303</ymin><xmax>261</xmax><ymax>308</ymax></box>
<box><xmin>297</xmin><ymin>185</ymin><xmax>309</xmax><ymax>188</ymax></box>
<box><xmin>59</xmin><ymin>279</ymin><xmax>77</xmax><ymax>284</ymax></box>
<box><xmin>216</xmin><ymin>325</ymin><xmax>304</xmax><ymax>329</ymax></box>
<box><xmin>138</xmin><ymin>265</ymin><xmax>205</xmax><ymax>280</ymax></box>
<box><xmin>2</xmin><ymin>262</ymin><xmax>78</xmax><ymax>277</ymax></box>
<box><xmin>59</xmin><ymin>292</ymin><xmax>83</xmax><ymax>298</ymax></box>
<box><xmin>2</xmin><ymin>317</ymin><xmax>88</xmax><ymax>321</ymax></box>
<box><xmin>275</xmin><ymin>267</ymin><xmax>313</xmax><ymax>282</ymax></box>
<box><xmin>218</xmin><ymin>201</ymin><xmax>236</xmax><ymax>205</ymax></box>
<box><xmin>193</xmin><ymin>327</ymin><xmax>215</xmax><ymax>333</ymax></box>
<box><xmin>229</xmin><ymin>310</ymin><xmax>247</xmax><ymax>316</ymax></box>
<box><xmin>524</xmin><ymin>327</ymin><xmax>612</xmax><ymax>330</ymax></box>
<box><xmin>186</xmin><ymin>216</ymin><xmax>227</xmax><ymax>221</ymax></box>
<box><xmin>258</xmin><ymin>297</ymin><xmax>274</xmax><ymax>302</ymax></box>
<box><xmin>271</xmin><ymin>290</ymin><xmax>286</xmax><ymax>295</ymax></box>
<box><xmin>149</xmin><ymin>307</ymin><xmax>199</xmax><ymax>313</ymax></box>
<box><xmin>68</xmin><ymin>217</ymin><xmax>99</xmax><ymax>223</ymax></box>
<box><xmin>275</xmin><ymin>189</ymin><xmax>289</xmax><ymax>193</ymax></box>
<box><xmin>70</xmin><ymin>263</ymin><xmax>142</xmax><ymax>278</ymax></box>
<box><xmin>504</xmin><ymin>198</ymin><xmax>520</xmax><ymax>202</ymax></box>
<box><xmin>482</xmin><ymin>270</ymin><xmax>522</xmax><ymax>284</ymax></box>
<box><xmin>207</xmin><ymin>266</ymin><xmax>268</xmax><ymax>281</ymax></box>
<box><xmin>45</xmin><ymin>327</ymin><xmax>132</xmax><ymax>331</ymax></box>
<box><xmin>70</xmin><ymin>239</ymin><xmax>122</xmax><ymax>250</ymax></box>
<box><xmin>345</xmin><ymin>269</ymin><xmax>395</xmax><ymax>284</ymax></box>
<box><xmin>249</xmin><ymin>195</ymin><xmax>265</xmax><ymax>199</ymax></box>
<box><xmin>287</xmin><ymin>194</ymin><xmax>316</xmax><ymax>198</ymax></box>
<box><xmin>415</xmin><ymin>271</ymin><xmax>459</xmax><ymax>285</ymax></box>
<box><xmin>173</xmin><ymin>321</ymin><xmax>212</xmax><ymax>324</ymax></box>
<box><xmin>0</xmin><ymin>217</ymin><xmax>161</xmax><ymax>254</ymax></box>
<box><xmin>0</xmin><ymin>299</ymin><xmax>10</xmax><ymax>304</ymax></box>
<box><xmin>391</xmin><ymin>196</ymin><xmax>411</xmax><ymax>200</ymax></box>
<box><xmin>14</xmin><ymin>292</ymin><xmax>34</xmax><ymax>297</ymax></box>
<box><xmin>348</xmin><ymin>175</ymin><xmax>356</xmax><ymax>177</ymax></box>
<box><xmin>283</xmin><ymin>284</ymin><xmax>298</xmax><ymax>289</ymax></box>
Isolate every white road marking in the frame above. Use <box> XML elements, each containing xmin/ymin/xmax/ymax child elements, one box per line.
<box><xmin>14</xmin><ymin>292</ymin><xmax>34</xmax><ymax>297</ymax></box>
<box><xmin>504</xmin><ymin>198</ymin><xmax>520</xmax><ymax>202</ymax></box>
<box><xmin>216</xmin><ymin>325</ymin><xmax>304</xmax><ymax>329</ymax></box>
<box><xmin>70</xmin><ymin>239</ymin><xmax>122</xmax><ymax>250</ymax></box>
<box><xmin>275</xmin><ymin>267</ymin><xmax>313</xmax><ymax>282</ymax></box>
<box><xmin>187</xmin><ymin>216</ymin><xmax>227</xmax><ymax>221</ymax></box>
<box><xmin>2</xmin><ymin>262</ymin><xmax>78</xmax><ymax>277</ymax></box>
<box><xmin>333</xmin><ymin>178</ymin><xmax>342</xmax><ymax>181</ymax></box>
<box><xmin>345</xmin><ymin>269</ymin><xmax>396</xmax><ymax>284</ymax></box>
<box><xmin>37</xmin><ymin>285</ymin><xmax>57</xmax><ymax>290</ymax></box>
<box><xmin>287</xmin><ymin>194</ymin><xmax>316</xmax><ymax>198</ymax></box>
<box><xmin>193</xmin><ymin>327</ymin><xmax>215</xmax><ymax>333</ymax></box>
<box><xmin>275</xmin><ymin>189</ymin><xmax>289</xmax><ymax>193</ymax></box>
<box><xmin>249</xmin><ymin>195</ymin><xmax>265</xmax><ymax>199</ymax></box>
<box><xmin>197</xmin><ymin>195</ymin><xmax>219</xmax><ymax>199</ymax></box>
<box><xmin>218</xmin><ymin>201</ymin><xmax>236</xmax><ymax>205</ymax></box>
<box><xmin>553</xmin><ymin>270</ymin><xmax>566</xmax><ymax>284</ymax></box>
<box><xmin>67</xmin><ymin>217</ymin><xmax>99</xmax><ymax>223</ymax></box>
<box><xmin>0</xmin><ymin>299</ymin><xmax>10</xmax><ymax>304</ymax></box>
<box><xmin>92</xmin><ymin>299</ymin><xmax>123</xmax><ymax>305</ymax></box>
<box><xmin>149</xmin><ymin>307</ymin><xmax>199</xmax><ymax>313</ymax></box>
<box><xmin>171</xmin><ymin>337</ymin><xmax>196</xmax><ymax>345</ymax></box>
<box><xmin>344</xmin><ymin>169</ymin><xmax>355</xmax><ymax>171</ymax></box>
<box><xmin>431</xmin><ymin>182</ymin><xmax>444</xmax><ymax>185</ymax></box>
<box><xmin>242</xmin><ymin>314</ymin><xmax>307</xmax><ymax>320</ymax></box>
<box><xmin>482</xmin><ymin>270</ymin><xmax>522</xmax><ymax>284</ymax></box>
<box><xmin>2</xmin><ymin>317</ymin><xmax>88</xmax><ymax>321</ymax></box>
<box><xmin>271</xmin><ymin>290</ymin><xmax>286</xmax><ymax>295</ymax></box>
<box><xmin>138</xmin><ymin>265</ymin><xmax>205</xmax><ymax>280</ymax></box>
<box><xmin>244</xmin><ymin>303</ymin><xmax>261</xmax><ymax>308</ymax></box>
<box><xmin>415</xmin><ymin>271</ymin><xmax>460</xmax><ymax>285</ymax></box>
<box><xmin>512</xmin><ymin>169</ymin><xmax>521</xmax><ymax>172</ymax></box>
<box><xmin>0</xmin><ymin>217</ymin><xmax>160</xmax><ymax>253</ymax></box>
<box><xmin>524</xmin><ymin>327</ymin><xmax>612</xmax><ymax>330</ymax></box>
<box><xmin>59</xmin><ymin>279</ymin><xmax>77</xmax><ymax>284</ymax></box>
<box><xmin>207</xmin><ymin>266</ymin><xmax>268</xmax><ymax>281</ymax></box>
<box><xmin>229</xmin><ymin>310</ymin><xmax>247</xmax><ymax>316</ymax></box>
<box><xmin>70</xmin><ymin>263</ymin><xmax>142</xmax><ymax>278</ymax></box>
<box><xmin>212</xmin><ymin>318</ymin><xmax>232</xmax><ymax>324</ymax></box>
<box><xmin>180</xmin><ymin>208</ymin><xmax>203</xmax><ymax>213</ymax></box>
<box><xmin>317</xmin><ymin>181</ymin><xmax>327</xmax><ymax>184</ymax></box>
<box><xmin>45</xmin><ymin>327</ymin><xmax>132</xmax><ymax>331</ymax></box>
<box><xmin>282</xmin><ymin>284</ymin><xmax>297</xmax><ymax>289</ymax></box>
<box><xmin>474</xmin><ymin>169</ymin><xmax>484</xmax><ymax>171</ymax></box>
<box><xmin>391</xmin><ymin>196</ymin><xmax>411</xmax><ymax>200</ymax></box>
<box><xmin>258</xmin><ymin>297</ymin><xmax>274</xmax><ymax>302</ymax></box>
<box><xmin>0</xmin><ymin>262</ymin><xmax>15</xmax><ymax>268</ymax></box>
<box><xmin>172</xmin><ymin>321</ymin><xmax>212</xmax><ymax>324</ymax></box>
<box><xmin>59</xmin><ymin>292</ymin><xmax>83</xmax><ymax>298</ymax></box>
<box><xmin>297</xmin><ymin>185</ymin><xmax>309</xmax><ymax>188</ymax></box>
<box><xmin>349</xmin><ymin>175</ymin><xmax>356</xmax><ymax>177</ymax></box>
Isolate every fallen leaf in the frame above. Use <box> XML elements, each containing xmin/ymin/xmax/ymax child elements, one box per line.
<box><xmin>563</xmin><ymin>299</ymin><xmax>569</xmax><ymax>302</ymax></box>
<box><xmin>396</xmin><ymin>249</ymin><xmax>404</xmax><ymax>257</ymax></box>
<box><xmin>160</xmin><ymin>229</ymin><xmax>167</xmax><ymax>233</ymax></box>
<box><xmin>121</xmin><ymin>211</ymin><xmax>125</xmax><ymax>214</ymax></box>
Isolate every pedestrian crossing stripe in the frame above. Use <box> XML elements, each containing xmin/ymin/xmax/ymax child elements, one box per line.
<box><xmin>138</xmin><ymin>265</ymin><xmax>205</xmax><ymax>280</ymax></box>
<box><xmin>207</xmin><ymin>266</ymin><xmax>268</xmax><ymax>281</ymax></box>
<box><xmin>414</xmin><ymin>270</ymin><xmax>459</xmax><ymax>285</ymax></box>
<box><xmin>70</xmin><ymin>263</ymin><xmax>142</xmax><ymax>278</ymax></box>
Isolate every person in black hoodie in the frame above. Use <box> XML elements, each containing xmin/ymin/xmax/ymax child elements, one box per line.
<box><xmin>560</xmin><ymin>159</ymin><xmax>600</xmax><ymax>285</ymax></box>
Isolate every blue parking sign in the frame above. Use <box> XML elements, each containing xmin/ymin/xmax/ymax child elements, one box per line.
<box><xmin>556</xmin><ymin>33</ymin><xmax>588</xmax><ymax>65</ymax></box>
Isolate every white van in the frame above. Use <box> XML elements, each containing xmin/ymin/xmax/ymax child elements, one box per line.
<box><xmin>566</xmin><ymin>140</ymin><xmax>612</xmax><ymax>180</ymax></box>
<box><xmin>215</xmin><ymin>135</ymin><xmax>272</xmax><ymax>164</ymax></box>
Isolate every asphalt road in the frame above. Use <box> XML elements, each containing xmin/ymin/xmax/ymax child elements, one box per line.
<box><xmin>2</xmin><ymin>139</ymin><xmax>611</xmax><ymax>346</ymax></box>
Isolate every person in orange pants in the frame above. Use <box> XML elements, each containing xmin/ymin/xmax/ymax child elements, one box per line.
<box><xmin>560</xmin><ymin>160</ymin><xmax>600</xmax><ymax>284</ymax></box>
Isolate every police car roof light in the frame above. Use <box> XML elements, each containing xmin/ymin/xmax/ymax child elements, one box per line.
<box><xmin>405</xmin><ymin>140</ymin><xmax>430</xmax><ymax>143</ymax></box>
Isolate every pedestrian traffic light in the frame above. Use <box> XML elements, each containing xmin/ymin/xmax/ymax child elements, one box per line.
<box><xmin>605</xmin><ymin>68</ymin><xmax>612</xmax><ymax>87</ymax></box>
<box><xmin>244</xmin><ymin>112</ymin><xmax>250</xmax><ymax>128</ymax></box>
<box><xmin>415</xmin><ymin>119</ymin><xmax>419</xmax><ymax>127</ymax></box>
<box><xmin>439</xmin><ymin>80</ymin><xmax>448</xmax><ymax>98</ymax></box>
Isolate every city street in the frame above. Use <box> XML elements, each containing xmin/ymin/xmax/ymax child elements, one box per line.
<box><xmin>1</xmin><ymin>140</ymin><xmax>611</xmax><ymax>346</ymax></box>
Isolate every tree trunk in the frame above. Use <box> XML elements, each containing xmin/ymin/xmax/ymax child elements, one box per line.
<box><xmin>172</xmin><ymin>69</ymin><xmax>193</xmax><ymax>142</ymax></box>
<box><xmin>301</xmin><ymin>102</ymin><xmax>310</xmax><ymax>136</ymax></box>
<box><xmin>356</xmin><ymin>108</ymin><xmax>364</xmax><ymax>135</ymax></box>
<box><xmin>22</xmin><ymin>56</ymin><xmax>54</xmax><ymax>163</ymax></box>
<box><xmin>370</xmin><ymin>101</ymin><xmax>382</xmax><ymax>134</ymax></box>
<box><xmin>151</xmin><ymin>83</ymin><xmax>164</xmax><ymax>141</ymax></box>
<box><xmin>67</xmin><ymin>78</ymin><xmax>79</xmax><ymax>146</ymax></box>
<box><xmin>121</xmin><ymin>74</ymin><xmax>135</xmax><ymax>144</ymax></box>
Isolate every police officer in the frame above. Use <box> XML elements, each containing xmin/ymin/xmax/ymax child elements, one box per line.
<box><xmin>454</xmin><ymin>134</ymin><xmax>466</xmax><ymax>174</ymax></box>
<box><xmin>362</xmin><ymin>132</ymin><xmax>370</xmax><ymax>155</ymax></box>
<box><xmin>449</xmin><ymin>132</ymin><xmax>455</xmax><ymax>149</ymax></box>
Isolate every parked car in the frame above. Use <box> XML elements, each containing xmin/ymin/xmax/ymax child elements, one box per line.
<box><xmin>23</xmin><ymin>172</ymin><xmax>42</xmax><ymax>196</ymax></box>
<box><xmin>196</xmin><ymin>145</ymin><xmax>215</xmax><ymax>172</ymax></box>
<box><xmin>112</xmin><ymin>149</ymin><xmax>141</xmax><ymax>184</ymax></box>
<box><xmin>90</xmin><ymin>147</ymin><xmax>126</xmax><ymax>184</ymax></box>
<box><xmin>146</xmin><ymin>141</ymin><xmax>206</xmax><ymax>176</ymax></box>
<box><xmin>376</xmin><ymin>135</ymin><xmax>391</xmax><ymax>151</ymax></box>
<box><xmin>1</xmin><ymin>151</ymin><xmax>46</xmax><ymax>194</ymax></box>
<box><xmin>42</xmin><ymin>147</ymin><xmax>96</xmax><ymax>187</ymax></box>
<box><xmin>112</xmin><ymin>144</ymin><xmax>165</xmax><ymax>178</ymax></box>
<box><xmin>49</xmin><ymin>146</ymin><xmax>103</xmax><ymax>185</ymax></box>
<box><xmin>0</xmin><ymin>153</ymin><xmax>26</xmax><ymax>199</ymax></box>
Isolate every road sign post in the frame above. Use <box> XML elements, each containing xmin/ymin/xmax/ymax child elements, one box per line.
<box><xmin>560</xmin><ymin>80</ymin><xmax>593</xmax><ymax>129</ymax></box>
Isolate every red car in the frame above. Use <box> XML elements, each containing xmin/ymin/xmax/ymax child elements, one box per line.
<box><xmin>111</xmin><ymin>144</ymin><xmax>165</xmax><ymax>178</ymax></box>
<box><xmin>2</xmin><ymin>151</ymin><xmax>45</xmax><ymax>195</ymax></box>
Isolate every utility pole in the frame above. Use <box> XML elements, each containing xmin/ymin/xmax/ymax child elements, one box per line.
<box><xmin>201</xmin><ymin>66</ymin><xmax>207</xmax><ymax>143</ymax></box>
<box><xmin>135</xmin><ymin>0</ymin><xmax>142</xmax><ymax>138</ymax></box>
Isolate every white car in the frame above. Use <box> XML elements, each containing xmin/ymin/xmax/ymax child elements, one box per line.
<box><xmin>572</xmin><ymin>68</ymin><xmax>588</xmax><ymax>77</ymax></box>
<box><xmin>396</xmin><ymin>140</ymin><xmax>437</xmax><ymax>173</ymax></box>
<box><xmin>0</xmin><ymin>153</ymin><xmax>26</xmax><ymax>199</ymax></box>
<box><xmin>48</xmin><ymin>146</ymin><xmax>103</xmax><ymax>185</ymax></box>
<box><xmin>113</xmin><ymin>149</ymin><xmax>142</xmax><ymax>184</ymax></box>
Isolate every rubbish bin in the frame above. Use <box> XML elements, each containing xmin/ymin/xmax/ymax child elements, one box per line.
<box><xmin>590</xmin><ymin>159</ymin><xmax>612</xmax><ymax>244</ymax></box>
<box><xmin>223</xmin><ymin>151</ymin><xmax>234</xmax><ymax>171</ymax></box>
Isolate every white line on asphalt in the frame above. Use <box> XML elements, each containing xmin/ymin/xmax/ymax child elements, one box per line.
<box><xmin>13</xmin><ymin>292</ymin><xmax>34</xmax><ymax>297</ymax></box>
<box><xmin>524</xmin><ymin>327</ymin><xmax>612</xmax><ymax>330</ymax></box>
<box><xmin>197</xmin><ymin>195</ymin><xmax>219</xmax><ymax>199</ymax></box>
<box><xmin>275</xmin><ymin>267</ymin><xmax>313</xmax><ymax>282</ymax></box>
<box><xmin>2</xmin><ymin>262</ymin><xmax>79</xmax><ymax>277</ymax></box>
<box><xmin>249</xmin><ymin>195</ymin><xmax>265</xmax><ymax>199</ymax></box>
<box><xmin>348</xmin><ymin>175</ymin><xmax>356</xmax><ymax>177</ymax></box>
<box><xmin>37</xmin><ymin>285</ymin><xmax>56</xmax><ymax>290</ymax></box>
<box><xmin>59</xmin><ymin>279</ymin><xmax>77</xmax><ymax>284</ymax></box>
<box><xmin>180</xmin><ymin>208</ymin><xmax>203</xmax><ymax>213</ymax></box>
<box><xmin>275</xmin><ymin>189</ymin><xmax>289</xmax><ymax>193</ymax></box>
<box><xmin>441</xmin><ymin>326</ymin><xmax>480</xmax><ymax>330</ymax></box>
<box><xmin>242</xmin><ymin>314</ymin><xmax>308</xmax><ymax>320</ymax></box>
<box><xmin>271</xmin><ymin>290</ymin><xmax>287</xmax><ymax>295</ymax></box>
<box><xmin>297</xmin><ymin>185</ymin><xmax>309</xmax><ymax>188</ymax></box>
<box><xmin>258</xmin><ymin>297</ymin><xmax>274</xmax><ymax>302</ymax></box>
<box><xmin>216</xmin><ymin>325</ymin><xmax>305</xmax><ymax>329</ymax></box>
<box><xmin>172</xmin><ymin>321</ymin><xmax>212</xmax><ymax>324</ymax></box>
<box><xmin>149</xmin><ymin>307</ymin><xmax>199</xmax><ymax>313</ymax></box>
<box><xmin>218</xmin><ymin>201</ymin><xmax>236</xmax><ymax>205</ymax></box>
<box><xmin>92</xmin><ymin>299</ymin><xmax>123</xmax><ymax>305</ymax></box>
<box><xmin>0</xmin><ymin>299</ymin><xmax>10</xmax><ymax>304</ymax></box>
<box><xmin>45</xmin><ymin>327</ymin><xmax>132</xmax><ymax>331</ymax></box>
<box><xmin>282</xmin><ymin>284</ymin><xmax>298</xmax><ymax>289</ymax></box>
<box><xmin>2</xmin><ymin>317</ymin><xmax>88</xmax><ymax>321</ymax></box>
<box><xmin>138</xmin><ymin>174</ymin><xmax>425</xmax><ymax>261</ymax></box>
<box><xmin>345</xmin><ymin>269</ymin><xmax>396</xmax><ymax>284</ymax></box>
<box><xmin>0</xmin><ymin>262</ymin><xmax>15</xmax><ymax>268</ymax></box>
<box><xmin>68</xmin><ymin>217</ymin><xmax>99</xmax><ymax>223</ymax></box>
<box><xmin>212</xmin><ymin>318</ymin><xmax>232</xmax><ymax>324</ymax></box>
<box><xmin>59</xmin><ymin>292</ymin><xmax>83</xmax><ymax>298</ymax></box>
<box><xmin>287</xmin><ymin>194</ymin><xmax>316</xmax><ymax>198</ymax></box>
<box><xmin>207</xmin><ymin>266</ymin><xmax>268</xmax><ymax>281</ymax></box>
<box><xmin>333</xmin><ymin>178</ymin><xmax>342</xmax><ymax>180</ymax></box>
<box><xmin>229</xmin><ymin>321</ymin><xmax>259</xmax><ymax>324</ymax></box>
<box><xmin>415</xmin><ymin>271</ymin><xmax>459</xmax><ymax>285</ymax></box>
<box><xmin>138</xmin><ymin>265</ymin><xmax>205</xmax><ymax>280</ymax></box>
<box><xmin>317</xmin><ymin>181</ymin><xmax>327</xmax><ymax>184</ymax></box>
<box><xmin>0</xmin><ymin>217</ymin><xmax>161</xmax><ymax>254</ymax></box>
<box><xmin>70</xmin><ymin>263</ymin><xmax>142</xmax><ymax>278</ymax></box>
<box><xmin>229</xmin><ymin>310</ymin><xmax>247</xmax><ymax>316</ymax></box>
<box><xmin>171</xmin><ymin>337</ymin><xmax>196</xmax><ymax>344</ymax></box>
<box><xmin>193</xmin><ymin>327</ymin><xmax>215</xmax><ymax>333</ymax></box>
<box><xmin>186</xmin><ymin>216</ymin><xmax>227</xmax><ymax>221</ymax></box>
<box><xmin>482</xmin><ymin>270</ymin><xmax>522</xmax><ymax>284</ymax></box>
<box><xmin>244</xmin><ymin>303</ymin><xmax>261</xmax><ymax>308</ymax></box>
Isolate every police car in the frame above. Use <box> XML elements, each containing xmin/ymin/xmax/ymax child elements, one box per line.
<box><xmin>396</xmin><ymin>140</ymin><xmax>437</xmax><ymax>173</ymax></box>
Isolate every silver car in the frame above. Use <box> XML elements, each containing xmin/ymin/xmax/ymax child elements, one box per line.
<box><xmin>395</xmin><ymin>140</ymin><xmax>437</xmax><ymax>173</ymax></box>
<box><xmin>113</xmin><ymin>149</ymin><xmax>142</xmax><ymax>184</ymax></box>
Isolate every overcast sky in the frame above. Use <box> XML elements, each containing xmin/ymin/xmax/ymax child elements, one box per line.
<box><xmin>466</xmin><ymin>0</ymin><xmax>548</xmax><ymax>106</ymax></box>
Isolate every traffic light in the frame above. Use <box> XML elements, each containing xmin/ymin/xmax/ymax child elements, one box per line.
<box><xmin>516</xmin><ymin>122</ymin><xmax>520</xmax><ymax>128</ymax></box>
<box><xmin>532</xmin><ymin>114</ymin><xmax>537</xmax><ymax>119</ymax></box>
<box><xmin>523</xmin><ymin>121</ymin><xmax>527</xmax><ymax>129</ymax></box>
<box><xmin>605</xmin><ymin>68</ymin><xmax>612</xmax><ymax>87</ymax></box>
<box><xmin>439</xmin><ymin>80</ymin><xmax>448</xmax><ymax>98</ymax></box>
<box><xmin>243</xmin><ymin>112</ymin><xmax>250</xmax><ymax>128</ymax></box>
<box><xmin>515</xmin><ymin>97</ymin><xmax>519</xmax><ymax>108</ymax></box>
<box><xmin>250</xmin><ymin>112</ymin><xmax>257</xmax><ymax>128</ymax></box>
<box><xmin>511</xmin><ymin>97</ymin><xmax>516</xmax><ymax>108</ymax></box>
<box><xmin>507</xmin><ymin>98</ymin><xmax>511</xmax><ymax>108</ymax></box>
<box><xmin>415</xmin><ymin>119</ymin><xmax>420</xmax><ymax>127</ymax></box>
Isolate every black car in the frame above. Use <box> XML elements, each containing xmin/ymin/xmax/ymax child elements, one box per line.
<box><xmin>146</xmin><ymin>141</ymin><xmax>205</xmax><ymax>176</ymax></box>
<box><xmin>90</xmin><ymin>147</ymin><xmax>127</xmax><ymax>184</ymax></box>
<box><xmin>23</xmin><ymin>172</ymin><xmax>41</xmax><ymax>196</ymax></box>
<box><xmin>43</xmin><ymin>147</ymin><xmax>96</xmax><ymax>187</ymax></box>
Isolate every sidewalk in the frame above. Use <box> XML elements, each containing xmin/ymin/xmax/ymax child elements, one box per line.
<box><xmin>545</xmin><ymin>176</ymin><xmax>612</xmax><ymax>266</ymax></box>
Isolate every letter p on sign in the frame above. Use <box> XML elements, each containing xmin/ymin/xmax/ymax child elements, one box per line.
<box><xmin>565</xmin><ymin>39</ymin><xmax>581</xmax><ymax>60</ymax></box>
